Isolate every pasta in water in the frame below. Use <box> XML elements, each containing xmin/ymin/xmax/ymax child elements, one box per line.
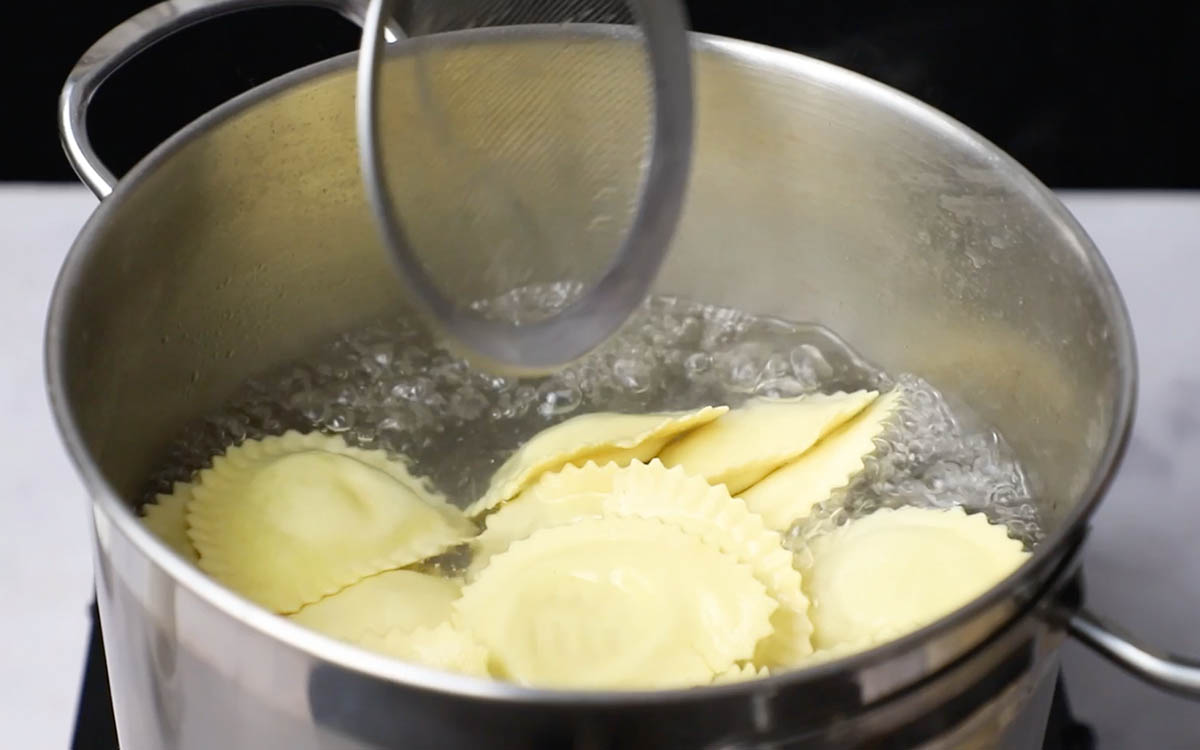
<box><xmin>289</xmin><ymin>569</ymin><xmax>461</xmax><ymax>645</ymax></box>
<box><xmin>603</xmin><ymin>460</ymin><xmax>813</xmax><ymax>666</ymax></box>
<box><xmin>712</xmin><ymin>663</ymin><xmax>771</xmax><ymax>684</ymax></box>
<box><xmin>141</xmin><ymin>386</ymin><xmax>1032</xmax><ymax>691</ymax></box>
<box><xmin>361</xmin><ymin>621</ymin><xmax>491</xmax><ymax>677</ymax></box>
<box><xmin>187</xmin><ymin>432</ymin><xmax>473</xmax><ymax>613</ymax></box>
<box><xmin>740</xmin><ymin>389</ymin><xmax>904</xmax><ymax>532</ymax></box>
<box><xmin>472</xmin><ymin>460</ymin><xmax>814</xmax><ymax>667</ymax></box>
<box><xmin>455</xmin><ymin>517</ymin><xmax>776</xmax><ymax>689</ymax></box>
<box><xmin>141</xmin><ymin>484</ymin><xmax>198</xmax><ymax>563</ymax></box>
<box><xmin>794</xmin><ymin>639</ymin><xmax>880</xmax><ymax>667</ymax></box>
<box><xmin>801</xmin><ymin>506</ymin><xmax>1029</xmax><ymax>652</ymax></box>
<box><xmin>465</xmin><ymin>406</ymin><xmax>727</xmax><ymax>518</ymax></box>
<box><xmin>658</xmin><ymin>391</ymin><xmax>877</xmax><ymax>494</ymax></box>
<box><xmin>469</xmin><ymin>461</ymin><xmax>620</xmax><ymax>574</ymax></box>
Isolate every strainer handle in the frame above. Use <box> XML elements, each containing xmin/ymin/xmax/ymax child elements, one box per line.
<box><xmin>59</xmin><ymin>0</ymin><xmax>404</xmax><ymax>198</ymax></box>
<box><xmin>1067</xmin><ymin>607</ymin><xmax>1200</xmax><ymax>698</ymax></box>
<box><xmin>357</xmin><ymin>0</ymin><xmax>694</xmax><ymax>375</ymax></box>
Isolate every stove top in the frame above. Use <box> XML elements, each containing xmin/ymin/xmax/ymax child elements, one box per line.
<box><xmin>71</xmin><ymin>603</ymin><xmax>1095</xmax><ymax>749</ymax></box>
<box><xmin>72</xmin><ymin>604</ymin><xmax>117</xmax><ymax>750</ymax></box>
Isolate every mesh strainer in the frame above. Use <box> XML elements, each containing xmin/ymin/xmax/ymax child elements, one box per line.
<box><xmin>357</xmin><ymin>0</ymin><xmax>693</xmax><ymax>374</ymax></box>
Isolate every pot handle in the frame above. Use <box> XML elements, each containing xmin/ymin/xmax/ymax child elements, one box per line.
<box><xmin>59</xmin><ymin>0</ymin><xmax>403</xmax><ymax>198</ymax></box>
<box><xmin>1065</xmin><ymin>607</ymin><xmax>1200</xmax><ymax>697</ymax></box>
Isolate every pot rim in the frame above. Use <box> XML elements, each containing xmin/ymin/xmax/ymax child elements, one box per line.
<box><xmin>45</xmin><ymin>25</ymin><xmax>1137</xmax><ymax>707</ymax></box>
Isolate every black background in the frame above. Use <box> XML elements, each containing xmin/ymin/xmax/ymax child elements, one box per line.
<box><xmin>3</xmin><ymin>0</ymin><xmax>1197</xmax><ymax>187</ymax></box>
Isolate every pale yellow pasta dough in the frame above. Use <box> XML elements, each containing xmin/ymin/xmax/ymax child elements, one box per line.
<box><xmin>141</xmin><ymin>485</ymin><xmax>198</xmax><ymax>563</ymax></box>
<box><xmin>361</xmin><ymin>621</ymin><xmax>491</xmax><ymax>677</ymax></box>
<box><xmin>520</xmin><ymin>459</ymin><xmax>623</xmax><ymax>500</ymax></box>
<box><xmin>187</xmin><ymin>432</ymin><xmax>474</xmax><ymax>613</ymax></box>
<box><xmin>470</xmin><ymin>462</ymin><xmax>620</xmax><ymax>574</ymax></box>
<box><xmin>289</xmin><ymin>569</ymin><xmax>461</xmax><ymax>645</ymax></box>
<box><xmin>603</xmin><ymin>460</ymin><xmax>813</xmax><ymax>666</ymax></box>
<box><xmin>794</xmin><ymin>638</ymin><xmax>887</xmax><ymax>667</ymax></box>
<box><xmin>465</xmin><ymin>406</ymin><xmax>728</xmax><ymax>517</ymax></box>
<box><xmin>740</xmin><ymin>389</ymin><xmax>904</xmax><ymax>531</ymax></box>
<box><xmin>455</xmin><ymin>517</ymin><xmax>776</xmax><ymax>689</ymax></box>
<box><xmin>711</xmin><ymin>663</ymin><xmax>771</xmax><ymax>684</ymax></box>
<box><xmin>658</xmin><ymin>391</ymin><xmax>878</xmax><ymax>494</ymax></box>
<box><xmin>803</xmin><ymin>506</ymin><xmax>1029</xmax><ymax>650</ymax></box>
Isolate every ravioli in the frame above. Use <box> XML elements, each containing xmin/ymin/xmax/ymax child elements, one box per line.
<box><xmin>470</xmin><ymin>462</ymin><xmax>619</xmax><ymax>573</ymax></box>
<box><xmin>520</xmin><ymin>459</ymin><xmax>624</xmax><ymax>500</ymax></box>
<box><xmin>359</xmin><ymin>621</ymin><xmax>491</xmax><ymax>676</ymax></box>
<box><xmin>741</xmin><ymin>389</ymin><xmax>904</xmax><ymax>531</ymax></box>
<box><xmin>141</xmin><ymin>485</ymin><xmax>199</xmax><ymax>563</ymax></box>
<box><xmin>658</xmin><ymin>391</ymin><xmax>877</xmax><ymax>494</ymax></box>
<box><xmin>465</xmin><ymin>406</ymin><xmax>727</xmax><ymax>517</ymax></box>
<box><xmin>603</xmin><ymin>460</ymin><xmax>813</xmax><ymax>666</ymax></box>
<box><xmin>712</xmin><ymin>663</ymin><xmax>771</xmax><ymax>684</ymax></box>
<box><xmin>187</xmin><ymin>432</ymin><xmax>474</xmax><ymax>613</ymax></box>
<box><xmin>802</xmin><ymin>506</ymin><xmax>1029</xmax><ymax>651</ymax></box>
<box><xmin>795</xmin><ymin>638</ymin><xmax>883</xmax><ymax>666</ymax></box>
<box><xmin>455</xmin><ymin>517</ymin><xmax>776</xmax><ymax>689</ymax></box>
<box><xmin>152</xmin><ymin>380</ymin><xmax>1034</xmax><ymax>690</ymax></box>
<box><xmin>289</xmin><ymin>569</ymin><xmax>461</xmax><ymax>645</ymax></box>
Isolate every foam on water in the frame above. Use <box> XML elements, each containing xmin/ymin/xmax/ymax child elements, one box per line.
<box><xmin>147</xmin><ymin>285</ymin><xmax>1040</xmax><ymax>548</ymax></box>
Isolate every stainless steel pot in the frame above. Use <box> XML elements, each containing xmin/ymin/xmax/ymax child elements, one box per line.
<box><xmin>49</xmin><ymin>1</ymin><xmax>1200</xmax><ymax>747</ymax></box>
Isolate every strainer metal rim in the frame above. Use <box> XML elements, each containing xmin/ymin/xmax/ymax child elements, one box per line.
<box><xmin>356</xmin><ymin>0</ymin><xmax>695</xmax><ymax>375</ymax></box>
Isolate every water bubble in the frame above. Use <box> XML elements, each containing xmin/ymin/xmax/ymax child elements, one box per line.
<box><xmin>790</xmin><ymin>344</ymin><xmax>833</xmax><ymax>387</ymax></box>
<box><xmin>325</xmin><ymin>405</ymin><xmax>354</xmax><ymax>433</ymax></box>
<box><xmin>334</xmin><ymin>384</ymin><xmax>358</xmax><ymax>407</ymax></box>
<box><xmin>430</xmin><ymin>355</ymin><xmax>468</xmax><ymax>387</ymax></box>
<box><xmin>671</xmin><ymin>314</ymin><xmax>703</xmax><ymax>347</ymax></box>
<box><xmin>392</xmin><ymin>379</ymin><xmax>435</xmax><ymax>403</ymax></box>
<box><xmin>510</xmin><ymin>384</ymin><xmax>535</xmax><ymax>407</ymax></box>
<box><xmin>641</xmin><ymin>321</ymin><xmax>673</xmax><ymax>348</ymax></box>
<box><xmin>349</xmin><ymin>425</ymin><xmax>378</xmax><ymax>448</ymax></box>
<box><xmin>406</xmin><ymin>401</ymin><xmax>436</xmax><ymax>430</ymax></box>
<box><xmin>755</xmin><ymin>377</ymin><xmax>810</xmax><ymax>399</ymax></box>
<box><xmin>378</xmin><ymin>414</ymin><xmax>406</xmax><ymax>433</ymax></box>
<box><xmin>716</xmin><ymin>341</ymin><xmax>771</xmax><ymax>393</ymax></box>
<box><xmin>537</xmin><ymin>381</ymin><xmax>583</xmax><ymax>418</ymax></box>
<box><xmin>449</xmin><ymin>387</ymin><xmax>488</xmax><ymax>421</ymax></box>
<box><xmin>613</xmin><ymin>357</ymin><xmax>654</xmax><ymax>393</ymax></box>
<box><xmin>474</xmin><ymin>372</ymin><xmax>513</xmax><ymax>394</ymax></box>
<box><xmin>762</xmin><ymin>354</ymin><xmax>791</xmax><ymax>381</ymax></box>
<box><xmin>683</xmin><ymin>352</ymin><xmax>711</xmax><ymax>378</ymax></box>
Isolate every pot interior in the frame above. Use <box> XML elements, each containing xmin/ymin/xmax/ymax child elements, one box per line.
<box><xmin>53</xmin><ymin>29</ymin><xmax>1132</xmax><ymax>642</ymax></box>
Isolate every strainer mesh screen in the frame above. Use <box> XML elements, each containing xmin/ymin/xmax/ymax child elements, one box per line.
<box><xmin>374</xmin><ymin>0</ymin><xmax>656</xmax><ymax>319</ymax></box>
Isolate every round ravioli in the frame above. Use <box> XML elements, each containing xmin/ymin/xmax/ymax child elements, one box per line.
<box><xmin>141</xmin><ymin>485</ymin><xmax>198</xmax><ymax>563</ymax></box>
<box><xmin>741</xmin><ymin>389</ymin><xmax>904</xmax><ymax>532</ymax></box>
<box><xmin>465</xmin><ymin>406</ymin><xmax>728</xmax><ymax>518</ymax></box>
<box><xmin>604</xmin><ymin>460</ymin><xmax>813</xmax><ymax>666</ymax></box>
<box><xmin>802</xmin><ymin>506</ymin><xmax>1029</xmax><ymax>650</ymax></box>
<box><xmin>187</xmin><ymin>432</ymin><xmax>475</xmax><ymax>613</ymax></box>
<box><xmin>362</xmin><ymin>620</ymin><xmax>491</xmax><ymax>677</ymax></box>
<box><xmin>519</xmin><ymin>459</ymin><xmax>623</xmax><ymax>500</ymax></box>
<box><xmin>658</xmin><ymin>391</ymin><xmax>877</xmax><ymax>495</ymax></box>
<box><xmin>455</xmin><ymin>517</ymin><xmax>775</xmax><ymax>689</ymax></box>
<box><xmin>470</xmin><ymin>462</ymin><xmax>620</xmax><ymax>574</ymax></box>
<box><xmin>289</xmin><ymin>569</ymin><xmax>461</xmax><ymax>644</ymax></box>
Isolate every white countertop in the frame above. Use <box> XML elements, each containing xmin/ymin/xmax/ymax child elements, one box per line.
<box><xmin>2</xmin><ymin>186</ymin><xmax>103</xmax><ymax>750</ymax></box>
<box><xmin>1</xmin><ymin>185</ymin><xmax>1197</xmax><ymax>748</ymax></box>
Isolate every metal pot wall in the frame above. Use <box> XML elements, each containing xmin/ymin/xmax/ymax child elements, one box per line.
<box><xmin>48</xmin><ymin>1</ymin><xmax>1200</xmax><ymax>747</ymax></box>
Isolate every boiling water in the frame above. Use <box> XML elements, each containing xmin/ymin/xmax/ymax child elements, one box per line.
<box><xmin>146</xmin><ymin>287</ymin><xmax>1042</xmax><ymax>549</ymax></box>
